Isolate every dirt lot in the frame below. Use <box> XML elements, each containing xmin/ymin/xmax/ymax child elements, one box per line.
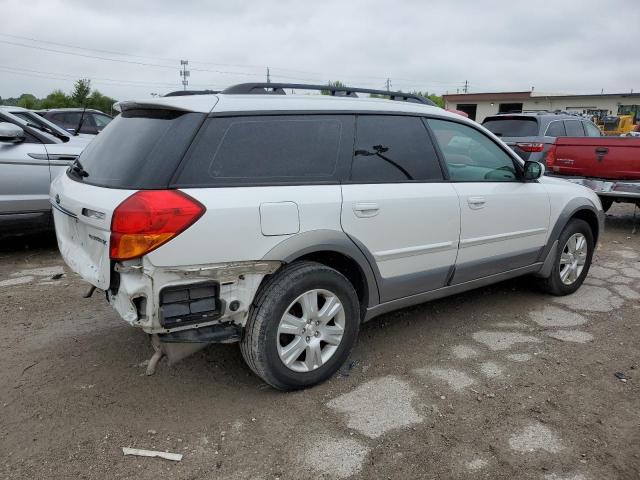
<box><xmin>1</xmin><ymin>204</ymin><xmax>639</xmax><ymax>480</ymax></box>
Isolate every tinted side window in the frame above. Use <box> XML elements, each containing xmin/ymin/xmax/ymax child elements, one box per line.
<box><xmin>545</xmin><ymin>121</ymin><xmax>566</xmax><ymax>137</ymax></box>
<box><xmin>584</xmin><ymin>121</ymin><xmax>602</xmax><ymax>137</ymax></box>
<box><xmin>351</xmin><ymin>115</ymin><xmax>443</xmax><ymax>182</ymax></box>
<box><xmin>564</xmin><ymin>120</ymin><xmax>585</xmax><ymax>137</ymax></box>
<box><xmin>428</xmin><ymin>119</ymin><xmax>518</xmax><ymax>182</ymax></box>
<box><xmin>176</xmin><ymin>115</ymin><xmax>351</xmax><ymax>186</ymax></box>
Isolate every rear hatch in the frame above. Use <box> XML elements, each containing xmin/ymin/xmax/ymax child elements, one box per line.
<box><xmin>50</xmin><ymin>107</ymin><xmax>208</xmax><ymax>289</ymax></box>
<box><xmin>482</xmin><ymin>115</ymin><xmax>544</xmax><ymax>160</ymax></box>
<box><xmin>550</xmin><ymin>136</ymin><xmax>640</xmax><ymax>180</ymax></box>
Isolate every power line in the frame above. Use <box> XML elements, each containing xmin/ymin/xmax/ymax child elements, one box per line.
<box><xmin>0</xmin><ymin>34</ymin><xmax>469</xmax><ymax>88</ymax></box>
<box><xmin>0</xmin><ymin>65</ymin><xmax>228</xmax><ymax>90</ymax></box>
<box><xmin>0</xmin><ymin>32</ymin><xmax>323</xmax><ymax>77</ymax></box>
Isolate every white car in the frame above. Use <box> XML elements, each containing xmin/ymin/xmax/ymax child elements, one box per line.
<box><xmin>50</xmin><ymin>83</ymin><xmax>604</xmax><ymax>390</ymax></box>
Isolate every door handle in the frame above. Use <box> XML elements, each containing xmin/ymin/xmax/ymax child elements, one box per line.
<box><xmin>595</xmin><ymin>147</ymin><xmax>608</xmax><ymax>162</ymax></box>
<box><xmin>353</xmin><ymin>202</ymin><xmax>380</xmax><ymax>218</ymax></box>
<box><xmin>467</xmin><ymin>196</ymin><xmax>486</xmax><ymax>209</ymax></box>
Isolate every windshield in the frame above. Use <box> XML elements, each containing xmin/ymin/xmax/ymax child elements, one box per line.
<box><xmin>482</xmin><ymin>117</ymin><xmax>539</xmax><ymax>137</ymax></box>
<box><xmin>0</xmin><ymin>110</ymin><xmax>61</xmax><ymax>143</ymax></box>
<box><xmin>72</xmin><ymin>109</ymin><xmax>205</xmax><ymax>189</ymax></box>
<box><xmin>12</xmin><ymin>111</ymin><xmax>71</xmax><ymax>141</ymax></box>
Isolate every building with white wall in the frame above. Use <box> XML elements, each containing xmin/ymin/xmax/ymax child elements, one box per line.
<box><xmin>443</xmin><ymin>91</ymin><xmax>640</xmax><ymax>123</ymax></box>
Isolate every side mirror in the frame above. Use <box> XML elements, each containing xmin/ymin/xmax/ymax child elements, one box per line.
<box><xmin>0</xmin><ymin>122</ymin><xmax>25</xmax><ymax>144</ymax></box>
<box><xmin>523</xmin><ymin>161</ymin><xmax>544</xmax><ymax>181</ymax></box>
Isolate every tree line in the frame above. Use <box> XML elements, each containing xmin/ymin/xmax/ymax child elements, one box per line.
<box><xmin>0</xmin><ymin>79</ymin><xmax>117</xmax><ymax>114</ymax></box>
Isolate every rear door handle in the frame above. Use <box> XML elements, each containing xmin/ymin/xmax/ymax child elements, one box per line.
<box><xmin>467</xmin><ymin>196</ymin><xmax>486</xmax><ymax>209</ymax></box>
<box><xmin>353</xmin><ymin>202</ymin><xmax>380</xmax><ymax>218</ymax></box>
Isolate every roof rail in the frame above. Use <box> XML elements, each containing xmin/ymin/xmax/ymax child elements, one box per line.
<box><xmin>164</xmin><ymin>89</ymin><xmax>220</xmax><ymax>97</ymax></box>
<box><xmin>221</xmin><ymin>83</ymin><xmax>437</xmax><ymax>106</ymax></box>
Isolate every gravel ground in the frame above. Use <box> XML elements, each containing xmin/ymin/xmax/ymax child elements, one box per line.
<box><xmin>1</xmin><ymin>203</ymin><xmax>639</xmax><ymax>480</ymax></box>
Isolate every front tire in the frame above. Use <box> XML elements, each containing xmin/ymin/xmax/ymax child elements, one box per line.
<box><xmin>240</xmin><ymin>261</ymin><xmax>360</xmax><ymax>390</ymax></box>
<box><xmin>539</xmin><ymin>218</ymin><xmax>594</xmax><ymax>296</ymax></box>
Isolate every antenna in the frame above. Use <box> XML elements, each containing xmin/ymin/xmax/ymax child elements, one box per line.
<box><xmin>180</xmin><ymin>60</ymin><xmax>190</xmax><ymax>91</ymax></box>
<box><xmin>266</xmin><ymin>67</ymin><xmax>271</xmax><ymax>83</ymax></box>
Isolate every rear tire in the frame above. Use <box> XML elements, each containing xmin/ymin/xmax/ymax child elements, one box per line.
<box><xmin>539</xmin><ymin>218</ymin><xmax>594</xmax><ymax>296</ymax></box>
<box><xmin>240</xmin><ymin>261</ymin><xmax>360</xmax><ymax>390</ymax></box>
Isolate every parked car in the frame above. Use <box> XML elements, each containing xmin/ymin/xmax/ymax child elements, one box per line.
<box><xmin>545</xmin><ymin>136</ymin><xmax>640</xmax><ymax>211</ymax></box>
<box><xmin>0</xmin><ymin>109</ymin><xmax>88</xmax><ymax>236</ymax></box>
<box><xmin>50</xmin><ymin>83</ymin><xmax>603</xmax><ymax>390</ymax></box>
<box><xmin>0</xmin><ymin>106</ymin><xmax>94</xmax><ymax>142</ymax></box>
<box><xmin>37</xmin><ymin>108</ymin><xmax>113</xmax><ymax>135</ymax></box>
<box><xmin>482</xmin><ymin>112</ymin><xmax>603</xmax><ymax>163</ymax></box>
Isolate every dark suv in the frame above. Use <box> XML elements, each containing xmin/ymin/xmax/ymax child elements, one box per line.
<box><xmin>482</xmin><ymin>112</ymin><xmax>602</xmax><ymax>164</ymax></box>
<box><xmin>37</xmin><ymin>108</ymin><xmax>113</xmax><ymax>135</ymax></box>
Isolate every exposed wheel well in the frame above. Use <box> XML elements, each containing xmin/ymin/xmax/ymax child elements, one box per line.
<box><xmin>293</xmin><ymin>251</ymin><xmax>369</xmax><ymax>319</ymax></box>
<box><xmin>571</xmin><ymin>209</ymin><xmax>600</xmax><ymax>243</ymax></box>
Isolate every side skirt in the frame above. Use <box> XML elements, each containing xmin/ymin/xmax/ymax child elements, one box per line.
<box><xmin>363</xmin><ymin>263</ymin><xmax>543</xmax><ymax>322</ymax></box>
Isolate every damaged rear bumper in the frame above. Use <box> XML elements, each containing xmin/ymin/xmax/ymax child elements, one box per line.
<box><xmin>108</xmin><ymin>259</ymin><xmax>281</xmax><ymax>337</ymax></box>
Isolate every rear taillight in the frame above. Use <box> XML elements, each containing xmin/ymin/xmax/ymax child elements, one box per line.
<box><xmin>545</xmin><ymin>144</ymin><xmax>557</xmax><ymax>167</ymax></box>
<box><xmin>110</xmin><ymin>190</ymin><xmax>205</xmax><ymax>261</ymax></box>
<box><xmin>515</xmin><ymin>142</ymin><xmax>545</xmax><ymax>153</ymax></box>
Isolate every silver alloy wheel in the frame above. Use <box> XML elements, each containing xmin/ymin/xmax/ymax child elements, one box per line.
<box><xmin>559</xmin><ymin>232</ymin><xmax>588</xmax><ymax>285</ymax></box>
<box><xmin>276</xmin><ymin>289</ymin><xmax>345</xmax><ymax>373</ymax></box>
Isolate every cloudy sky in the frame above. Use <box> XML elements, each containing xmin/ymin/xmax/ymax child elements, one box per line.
<box><xmin>1</xmin><ymin>0</ymin><xmax>639</xmax><ymax>101</ymax></box>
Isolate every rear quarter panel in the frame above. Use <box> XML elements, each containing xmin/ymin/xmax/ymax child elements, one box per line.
<box><xmin>146</xmin><ymin>185</ymin><xmax>343</xmax><ymax>267</ymax></box>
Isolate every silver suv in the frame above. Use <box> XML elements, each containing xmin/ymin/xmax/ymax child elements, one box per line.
<box><xmin>51</xmin><ymin>83</ymin><xmax>603</xmax><ymax>390</ymax></box>
<box><xmin>0</xmin><ymin>108</ymin><xmax>90</xmax><ymax>235</ymax></box>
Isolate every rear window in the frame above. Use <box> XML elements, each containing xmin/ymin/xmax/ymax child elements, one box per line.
<box><xmin>72</xmin><ymin>109</ymin><xmax>205</xmax><ymax>189</ymax></box>
<box><xmin>482</xmin><ymin>117</ymin><xmax>538</xmax><ymax>137</ymax></box>
<box><xmin>175</xmin><ymin>115</ymin><xmax>348</xmax><ymax>186</ymax></box>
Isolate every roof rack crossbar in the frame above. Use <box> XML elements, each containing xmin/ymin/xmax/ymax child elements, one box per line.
<box><xmin>221</xmin><ymin>83</ymin><xmax>436</xmax><ymax>106</ymax></box>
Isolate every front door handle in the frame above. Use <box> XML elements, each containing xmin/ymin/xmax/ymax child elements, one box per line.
<box><xmin>467</xmin><ymin>196</ymin><xmax>486</xmax><ymax>209</ymax></box>
<box><xmin>353</xmin><ymin>202</ymin><xmax>380</xmax><ymax>218</ymax></box>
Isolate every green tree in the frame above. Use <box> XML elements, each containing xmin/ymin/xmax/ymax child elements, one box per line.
<box><xmin>409</xmin><ymin>90</ymin><xmax>444</xmax><ymax>108</ymax></box>
<box><xmin>87</xmin><ymin>90</ymin><xmax>116</xmax><ymax>115</ymax></box>
<box><xmin>71</xmin><ymin>78</ymin><xmax>92</xmax><ymax>105</ymax></box>
<box><xmin>16</xmin><ymin>93</ymin><xmax>40</xmax><ymax>109</ymax></box>
<box><xmin>321</xmin><ymin>80</ymin><xmax>347</xmax><ymax>95</ymax></box>
<box><xmin>40</xmin><ymin>89</ymin><xmax>71</xmax><ymax>109</ymax></box>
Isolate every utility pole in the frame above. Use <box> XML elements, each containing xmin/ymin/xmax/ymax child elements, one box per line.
<box><xmin>266</xmin><ymin>67</ymin><xmax>271</xmax><ymax>83</ymax></box>
<box><xmin>180</xmin><ymin>60</ymin><xmax>190</xmax><ymax>91</ymax></box>
<box><xmin>463</xmin><ymin>80</ymin><xmax>469</xmax><ymax>93</ymax></box>
<box><xmin>385</xmin><ymin>78</ymin><xmax>391</xmax><ymax>91</ymax></box>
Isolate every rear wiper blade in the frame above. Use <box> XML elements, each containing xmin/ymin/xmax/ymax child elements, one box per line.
<box><xmin>69</xmin><ymin>159</ymin><xmax>89</xmax><ymax>179</ymax></box>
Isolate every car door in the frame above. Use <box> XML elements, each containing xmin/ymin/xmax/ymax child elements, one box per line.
<box><xmin>0</xmin><ymin>123</ymin><xmax>51</xmax><ymax>218</ymax></box>
<box><xmin>427</xmin><ymin>118</ymin><xmax>550</xmax><ymax>284</ymax></box>
<box><xmin>341</xmin><ymin>115</ymin><xmax>461</xmax><ymax>302</ymax></box>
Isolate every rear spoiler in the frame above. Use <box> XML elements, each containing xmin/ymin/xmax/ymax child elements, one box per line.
<box><xmin>114</xmin><ymin>95</ymin><xmax>219</xmax><ymax>114</ymax></box>
<box><xmin>114</xmin><ymin>101</ymin><xmax>192</xmax><ymax>113</ymax></box>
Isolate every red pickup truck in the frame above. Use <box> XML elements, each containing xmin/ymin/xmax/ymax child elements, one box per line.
<box><xmin>545</xmin><ymin>136</ymin><xmax>640</xmax><ymax>211</ymax></box>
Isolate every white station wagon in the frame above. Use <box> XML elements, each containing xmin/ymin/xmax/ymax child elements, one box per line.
<box><xmin>50</xmin><ymin>83</ymin><xmax>604</xmax><ymax>390</ymax></box>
